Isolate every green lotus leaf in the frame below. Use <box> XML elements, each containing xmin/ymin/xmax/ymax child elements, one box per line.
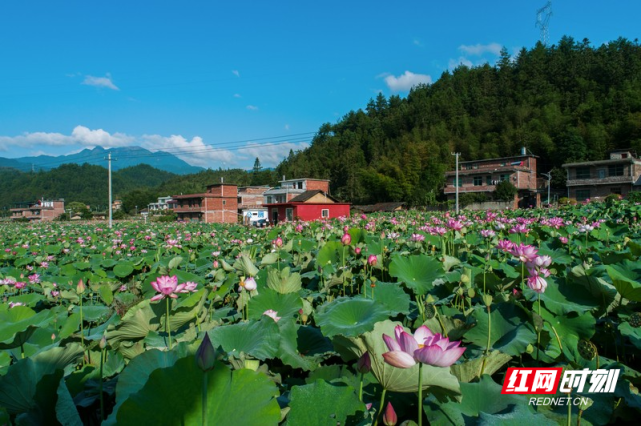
<box><xmin>389</xmin><ymin>254</ymin><xmax>444</xmax><ymax>295</ymax></box>
<box><xmin>233</xmin><ymin>253</ymin><xmax>259</xmax><ymax>277</ymax></box>
<box><xmin>117</xmin><ymin>357</ymin><xmax>280</xmax><ymax>426</ymax></box>
<box><xmin>104</xmin><ymin>345</ymin><xmax>193</xmax><ymax>426</ymax></box>
<box><xmin>113</xmin><ymin>262</ymin><xmax>135</xmax><ymax>278</ymax></box>
<box><xmin>73</xmin><ymin>305</ymin><xmax>111</xmax><ymax>323</ymax></box>
<box><xmin>275</xmin><ymin>319</ymin><xmax>333</xmax><ymax>371</ymax></box>
<box><xmin>248</xmin><ymin>288</ymin><xmax>302</xmax><ymax>320</ymax></box>
<box><xmin>266</xmin><ymin>267</ymin><xmax>302</xmax><ymax>294</ymax></box>
<box><xmin>538</xmin><ymin>302</ymin><xmax>596</xmax><ymax>362</ymax></box>
<box><xmin>464</xmin><ymin>302</ymin><xmax>536</xmax><ymax>357</ymax></box>
<box><xmin>523</xmin><ymin>275</ymin><xmax>600</xmax><ymax>316</ymax></box>
<box><xmin>287</xmin><ymin>380</ymin><xmax>365</xmax><ymax>426</ymax></box>
<box><xmin>369</xmin><ymin>281</ymin><xmax>411</xmax><ymax>315</ymax></box>
<box><xmin>450</xmin><ymin>351</ymin><xmax>512</xmax><ymax>383</ymax></box>
<box><xmin>423</xmin><ymin>375</ymin><xmax>533</xmax><ymax>425</ymax></box>
<box><xmin>343</xmin><ymin>320</ymin><xmax>462</xmax><ymax>395</ymax></box>
<box><xmin>619</xmin><ymin>321</ymin><xmax>641</xmax><ymax>350</ymax></box>
<box><xmin>316</xmin><ymin>297</ymin><xmax>390</xmax><ymax>338</ymax></box>
<box><xmin>0</xmin><ymin>306</ymin><xmax>54</xmax><ymax>350</ymax></box>
<box><xmin>317</xmin><ymin>241</ymin><xmax>344</xmax><ymax>266</ymax></box>
<box><xmin>208</xmin><ymin>317</ymin><xmax>280</xmax><ymax>360</ymax></box>
<box><xmin>0</xmin><ymin>344</ymin><xmax>83</xmax><ymax>415</ymax></box>
<box><xmin>606</xmin><ymin>260</ymin><xmax>641</xmax><ymax>302</ymax></box>
<box><xmin>105</xmin><ymin>300</ymin><xmax>159</xmax><ymax>348</ymax></box>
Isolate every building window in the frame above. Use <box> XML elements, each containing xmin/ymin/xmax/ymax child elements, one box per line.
<box><xmin>321</xmin><ymin>209</ymin><xmax>329</xmax><ymax>218</ymax></box>
<box><xmin>297</xmin><ymin>181</ymin><xmax>303</xmax><ymax>189</ymax></box>
<box><xmin>608</xmin><ymin>164</ymin><xmax>624</xmax><ymax>177</ymax></box>
<box><xmin>222</xmin><ymin>200</ymin><xmax>226</xmax><ymax>206</ymax></box>
<box><xmin>473</xmin><ymin>176</ymin><xmax>483</xmax><ymax>186</ymax></box>
<box><xmin>286</xmin><ymin>208</ymin><xmax>293</xmax><ymax>221</ymax></box>
<box><xmin>453</xmin><ymin>178</ymin><xmax>462</xmax><ymax>187</ymax></box>
<box><xmin>597</xmin><ymin>169</ymin><xmax>606</xmax><ymax>179</ymax></box>
<box><xmin>499</xmin><ymin>174</ymin><xmax>510</xmax><ymax>182</ymax></box>
<box><xmin>576</xmin><ymin>189</ymin><xmax>591</xmax><ymax>201</ymax></box>
<box><xmin>576</xmin><ymin>167</ymin><xmax>591</xmax><ymax>179</ymax></box>
<box><xmin>486</xmin><ymin>176</ymin><xmax>493</xmax><ymax>185</ymax></box>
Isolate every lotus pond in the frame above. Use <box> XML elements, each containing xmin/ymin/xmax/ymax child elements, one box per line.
<box><xmin>1</xmin><ymin>200</ymin><xmax>641</xmax><ymax>425</ymax></box>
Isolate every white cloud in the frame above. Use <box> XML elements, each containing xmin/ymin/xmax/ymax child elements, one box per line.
<box><xmin>459</xmin><ymin>43</ymin><xmax>502</xmax><ymax>56</ymax></box>
<box><xmin>284</xmin><ymin>124</ymin><xmax>290</xmax><ymax>130</ymax></box>
<box><xmin>233</xmin><ymin>93</ymin><xmax>242</xmax><ymax>98</ymax></box>
<box><xmin>82</xmin><ymin>73</ymin><xmax>119</xmax><ymax>90</ymax></box>
<box><xmin>0</xmin><ymin>126</ymin><xmax>307</xmax><ymax>169</ymax></box>
<box><xmin>0</xmin><ymin>125</ymin><xmax>133</xmax><ymax>151</ymax></box>
<box><xmin>413</xmin><ymin>38</ymin><xmax>423</xmax><ymax>47</ymax></box>
<box><xmin>232</xmin><ymin>70</ymin><xmax>240</xmax><ymax>77</ymax></box>
<box><xmin>448</xmin><ymin>57</ymin><xmax>474</xmax><ymax>70</ymax></box>
<box><xmin>246</xmin><ymin>105</ymin><xmax>258</xmax><ymax>111</ymax></box>
<box><xmin>384</xmin><ymin>71</ymin><xmax>432</xmax><ymax>92</ymax></box>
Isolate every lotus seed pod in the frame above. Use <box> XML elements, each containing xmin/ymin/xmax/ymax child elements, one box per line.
<box><xmin>467</xmin><ymin>288</ymin><xmax>476</xmax><ymax>298</ymax></box>
<box><xmin>577</xmin><ymin>339</ymin><xmax>598</xmax><ymax>361</ymax></box>
<box><xmin>460</xmin><ymin>274</ymin><xmax>470</xmax><ymax>284</ymax></box>
<box><xmin>630</xmin><ymin>312</ymin><xmax>641</xmax><ymax>328</ymax></box>
<box><xmin>525</xmin><ymin>344</ymin><xmax>534</xmax><ymax>354</ymax></box>
<box><xmin>456</xmin><ymin>287</ymin><xmax>465</xmax><ymax>296</ymax></box>
<box><xmin>424</xmin><ymin>303</ymin><xmax>437</xmax><ymax>319</ymax></box>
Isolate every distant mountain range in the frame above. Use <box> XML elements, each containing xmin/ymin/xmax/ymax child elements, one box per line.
<box><xmin>0</xmin><ymin>146</ymin><xmax>204</xmax><ymax>175</ymax></box>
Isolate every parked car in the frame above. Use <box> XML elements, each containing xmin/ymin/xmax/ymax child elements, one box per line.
<box><xmin>252</xmin><ymin>218</ymin><xmax>269</xmax><ymax>227</ymax></box>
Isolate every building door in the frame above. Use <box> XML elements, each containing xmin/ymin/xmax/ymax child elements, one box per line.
<box><xmin>271</xmin><ymin>209</ymin><xmax>278</xmax><ymax>224</ymax></box>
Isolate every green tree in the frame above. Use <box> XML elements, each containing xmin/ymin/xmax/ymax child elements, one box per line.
<box><xmin>493</xmin><ymin>181</ymin><xmax>518</xmax><ymax>202</ymax></box>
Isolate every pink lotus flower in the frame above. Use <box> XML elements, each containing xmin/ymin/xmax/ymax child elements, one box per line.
<box><xmin>150</xmin><ymin>275</ymin><xmax>184</xmax><ymax>301</ymax></box>
<box><xmin>510</xmin><ymin>243</ymin><xmax>538</xmax><ymax>263</ymax></box>
<box><xmin>497</xmin><ymin>240</ymin><xmax>515</xmax><ymax>252</ymax></box>
<box><xmin>559</xmin><ymin>236</ymin><xmax>569</xmax><ymax>244</ymax></box>
<box><xmin>262</xmin><ymin>309</ymin><xmax>281</xmax><ymax>322</ymax></box>
<box><xmin>239</xmin><ymin>276</ymin><xmax>257</xmax><ymax>292</ymax></box>
<box><xmin>382</xmin><ymin>325</ymin><xmax>466</xmax><ymax>368</ymax></box>
<box><xmin>368</xmin><ymin>254</ymin><xmax>378</xmax><ymax>266</ymax></box>
<box><xmin>341</xmin><ymin>233</ymin><xmax>351</xmax><ymax>245</ymax></box>
<box><xmin>527</xmin><ymin>271</ymin><xmax>548</xmax><ymax>293</ymax></box>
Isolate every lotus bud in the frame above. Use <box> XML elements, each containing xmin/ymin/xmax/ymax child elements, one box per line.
<box><xmin>382</xmin><ymin>402</ymin><xmax>397</xmax><ymax>426</ymax></box>
<box><xmin>367</xmin><ymin>254</ymin><xmax>377</xmax><ymax>266</ymax></box>
<box><xmin>213</xmin><ymin>260</ymin><xmax>219</xmax><ymax>268</ymax></box>
<box><xmin>244</xmin><ymin>276</ymin><xmax>257</xmax><ymax>291</ymax></box>
<box><xmin>355</xmin><ymin>247</ymin><xmax>361</xmax><ymax>255</ymax></box>
<box><xmin>51</xmin><ymin>333</ymin><xmax>56</xmax><ymax>341</ymax></box>
<box><xmin>356</xmin><ymin>352</ymin><xmax>371</xmax><ymax>374</ymax></box>
<box><xmin>100</xmin><ymin>335</ymin><xmax>107</xmax><ymax>350</ymax></box>
<box><xmin>77</xmin><ymin>279</ymin><xmax>86</xmax><ymax>294</ymax></box>
<box><xmin>196</xmin><ymin>333</ymin><xmax>216</xmax><ymax>372</ymax></box>
<box><xmin>274</xmin><ymin>237</ymin><xmax>283</xmax><ymax>248</ymax></box>
<box><xmin>341</xmin><ymin>233</ymin><xmax>351</xmax><ymax>245</ymax></box>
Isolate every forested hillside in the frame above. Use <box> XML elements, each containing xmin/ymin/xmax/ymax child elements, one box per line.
<box><xmin>0</xmin><ymin>164</ymin><xmax>176</xmax><ymax>211</ymax></box>
<box><xmin>277</xmin><ymin>37</ymin><xmax>641</xmax><ymax>205</ymax></box>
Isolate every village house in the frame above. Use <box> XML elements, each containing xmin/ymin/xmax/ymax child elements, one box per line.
<box><xmin>263</xmin><ymin>178</ymin><xmax>331</xmax><ymax>204</ymax></box>
<box><xmin>264</xmin><ymin>178</ymin><xmax>349</xmax><ymax>223</ymax></box>
<box><xmin>238</xmin><ymin>185</ymin><xmax>270</xmax><ymax>225</ymax></box>
<box><xmin>444</xmin><ymin>149</ymin><xmax>540</xmax><ymax>208</ymax></box>
<box><xmin>147</xmin><ymin>196</ymin><xmax>177</xmax><ymax>214</ymax></box>
<box><xmin>172</xmin><ymin>183</ymin><xmax>238</xmax><ymax>223</ymax></box>
<box><xmin>562</xmin><ymin>149</ymin><xmax>641</xmax><ymax>201</ymax></box>
<box><xmin>10</xmin><ymin>199</ymin><xmax>65</xmax><ymax>222</ymax></box>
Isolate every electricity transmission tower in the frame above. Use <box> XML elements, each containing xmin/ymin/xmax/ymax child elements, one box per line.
<box><xmin>535</xmin><ymin>1</ymin><xmax>553</xmax><ymax>46</ymax></box>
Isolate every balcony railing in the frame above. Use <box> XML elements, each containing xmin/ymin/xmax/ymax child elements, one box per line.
<box><xmin>566</xmin><ymin>175</ymin><xmax>634</xmax><ymax>186</ymax></box>
<box><xmin>173</xmin><ymin>206</ymin><xmax>204</xmax><ymax>213</ymax></box>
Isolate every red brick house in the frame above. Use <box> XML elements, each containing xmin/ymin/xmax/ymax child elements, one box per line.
<box><xmin>563</xmin><ymin>150</ymin><xmax>641</xmax><ymax>201</ymax></box>
<box><xmin>11</xmin><ymin>199</ymin><xmax>65</xmax><ymax>222</ymax></box>
<box><xmin>173</xmin><ymin>183</ymin><xmax>238</xmax><ymax>223</ymax></box>
<box><xmin>265</xmin><ymin>189</ymin><xmax>350</xmax><ymax>223</ymax></box>
<box><xmin>444</xmin><ymin>150</ymin><xmax>540</xmax><ymax>208</ymax></box>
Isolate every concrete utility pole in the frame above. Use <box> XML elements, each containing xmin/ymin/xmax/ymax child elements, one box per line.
<box><xmin>107</xmin><ymin>152</ymin><xmax>113</xmax><ymax>229</ymax></box>
<box><xmin>541</xmin><ymin>170</ymin><xmax>552</xmax><ymax>206</ymax></box>
<box><xmin>451</xmin><ymin>152</ymin><xmax>461</xmax><ymax>214</ymax></box>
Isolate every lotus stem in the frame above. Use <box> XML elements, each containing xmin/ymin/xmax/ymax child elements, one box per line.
<box><xmin>166</xmin><ymin>297</ymin><xmax>172</xmax><ymax>350</ymax></box>
<box><xmin>481</xmin><ymin>304</ymin><xmax>491</xmax><ymax>377</ymax></box>
<box><xmin>418</xmin><ymin>362</ymin><xmax>423</xmax><ymax>426</ymax></box>
<box><xmin>358</xmin><ymin>372</ymin><xmax>364</xmax><ymax>402</ymax></box>
<box><xmin>536</xmin><ymin>294</ymin><xmax>541</xmax><ymax>364</ymax></box>
<box><xmin>99</xmin><ymin>348</ymin><xmax>105</xmax><ymax>421</ymax></box>
<box><xmin>79</xmin><ymin>295</ymin><xmax>85</xmax><ymax>359</ymax></box>
<box><xmin>567</xmin><ymin>392</ymin><xmax>571</xmax><ymax>426</ymax></box>
<box><xmin>373</xmin><ymin>388</ymin><xmax>387</xmax><ymax>426</ymax></box>
<box><xmin>202</xmin><ymin>372</ymin><xmax>208</xmax><ymax>426</ymax></box>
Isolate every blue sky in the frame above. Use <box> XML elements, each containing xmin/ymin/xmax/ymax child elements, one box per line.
<box><xmin>1</xmin><ymin>0</ymin><xmax>639</xmax><ymax>169</ymax></box>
